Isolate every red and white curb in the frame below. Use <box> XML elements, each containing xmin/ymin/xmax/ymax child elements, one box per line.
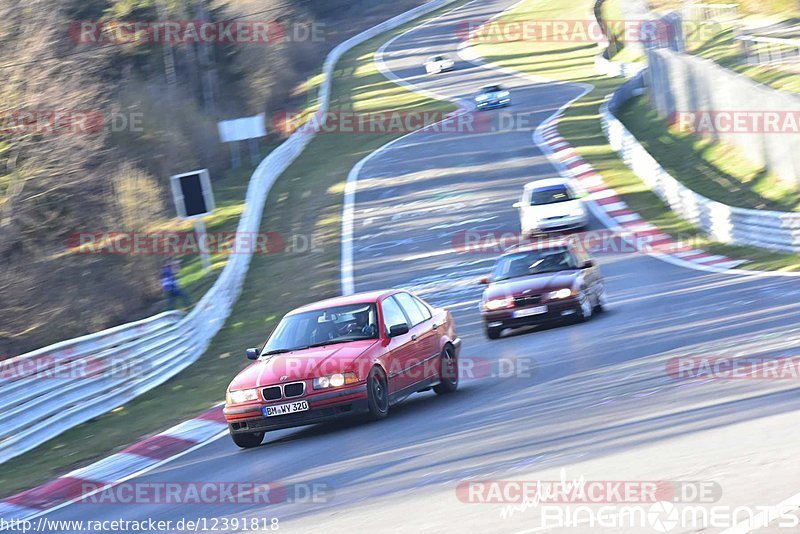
<box><xmin>0</xmin><ymin>406</ymin><xmax>227</xmax><ymax>521</ymax></box>
<box><xmin>537</xmin><ymin>119</ymin><xmax>748</xmax><ymax>272</ymax></box>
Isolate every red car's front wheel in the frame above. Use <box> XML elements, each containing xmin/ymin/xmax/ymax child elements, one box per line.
<box><xmin>434</xmin><ymin>345</ymin><xmax>458</xmax><ymax>394</ymax></box>
<box><xmin>366</xmin><ymin>366</ymin><xmax>389</xmax><ymax>420</ymax></box>
<box><xmin>230</xmin><ymin>431</ymin><xmax>265</xmax><ymax>449</ymax></box>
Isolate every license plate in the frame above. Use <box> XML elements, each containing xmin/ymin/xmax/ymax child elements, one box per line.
<box><xmin>263</xmin><ymin>400</ymin><xmax>309</xmax><ymax>417</ymax></box>
<box><xmin>513</xmin><ymin>305</ymin><xmax>547</xmax><ymax>318</ymax></box>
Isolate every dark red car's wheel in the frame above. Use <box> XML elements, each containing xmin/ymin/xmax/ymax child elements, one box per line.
<box><xmin>367</xmin><ymin>366</ymin><xmax>389</xmax><ymax>420</ymax></box>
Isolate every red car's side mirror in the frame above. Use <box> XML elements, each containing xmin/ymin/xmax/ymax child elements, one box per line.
<box><xmin>479</xmin><ymin>276</ymin><xmax>490</xmax><ymax>285</ymax></box>
<box><xmin>388</xmin><ymin>324</ymin><xmax>410</xmax><ymax>337</ymax></box>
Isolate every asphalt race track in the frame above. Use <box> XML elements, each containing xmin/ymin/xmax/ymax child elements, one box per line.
<box><xmin>30</xmin><ymin>0</ymin><xmax>800</xmax><ymax>532</ymax></box>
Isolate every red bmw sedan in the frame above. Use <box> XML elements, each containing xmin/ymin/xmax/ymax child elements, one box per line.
<box><xmin>479</xmin><ymin>239</ymin><xmax>606</xmax><ymax>339</ymax></box>
<box><xmin>224</xmin><ymin>290</ymin><xmax>461</xmax><ymax>448</ymax></box>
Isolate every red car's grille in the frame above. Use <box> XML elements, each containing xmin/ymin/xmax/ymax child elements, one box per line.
<box><xmin>262</xmin><ymin>386</ymin><xmax>281</xmax><ymax>401</ymax></box>
<box><xmin>514</xmin><ymin>294</ymin><xmax>542</xmax><ymax>306</ymax></box>
<box><xmin>283</xmin><ymin>382</ymin><xmax>305</xmax><ymax>398</ymax></box>
<box><xmin>261</xmin><ymin>382</ymin><xmax>305</xmax><ymax>401</ymax></box>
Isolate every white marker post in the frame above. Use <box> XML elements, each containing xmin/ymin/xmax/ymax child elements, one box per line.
<box><xmin>217</xmin><ymin>114</ymin><xmax>267</xmax><ymax>169</ymax></box>
<box><xmin>170</xmin><ymin>169</ymin><xmax>216</xmax><ymax>276</ymax></box>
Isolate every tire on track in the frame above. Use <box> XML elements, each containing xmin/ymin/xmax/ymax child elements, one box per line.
<box><xmin>434</xmin><ymin>345</ymin><xmax>459</xmax><ymax>394</ymax></box>
<box><xmin>230</xmin><ymin>431</ymin><xmax>265</xmax><ymax>449</ymax></box>
<box><xmin>367</xmin><ymin>365</ymin><xmax>389</xmax><ymax>420</ymax></box>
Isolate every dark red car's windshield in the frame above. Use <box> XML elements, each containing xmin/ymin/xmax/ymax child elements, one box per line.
<box><xmin>492</xmin><ymin>249</ymin><xmax>578</xmax><ymax>281</ymax></box>
<box><xmin>261</xmin><ymin>303</ymin><xmax>379</xmax><ymax>355</ymax></box>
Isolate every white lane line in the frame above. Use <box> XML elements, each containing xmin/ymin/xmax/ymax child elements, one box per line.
<box><xmin>429</xmin><ymin>216</ymin><xmax>498</xmax><ymax>230</ymax></box>
<box><xmin>401</xmin><ymin>248</ymin><xmax>458</xmax><ymax>261</ymax></box>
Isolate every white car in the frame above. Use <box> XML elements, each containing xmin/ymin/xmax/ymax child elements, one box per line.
<box><xmin>514</xmin><ymin>178</ymin><xmax>588</xmax><ymax>235</ymax></box>
<box><xmin>425</xmin><ymin>54</ymin><xmax>455</xmax><ymax>74</ymax></box>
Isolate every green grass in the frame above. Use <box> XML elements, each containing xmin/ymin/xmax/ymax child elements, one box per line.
<box><xmin>0</xmin><ymin>1</ymin><xmax>462</xmax><ymax>499</ymax></box>
<box><xmin>617</xmin><ymin>95</ymin><xmax>800</xmax><ymax>211</ymax></box>
<box><xmin>473</xmin><ymin>0</ymin><xmax>800</xmax><ymax>272</ymax></box>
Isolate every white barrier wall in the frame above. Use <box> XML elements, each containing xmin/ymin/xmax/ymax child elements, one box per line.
<box><xmin>647</xmin><ymin>42</ymin><xmax>800</xmax><ymax>188</ymax></box>
<box><xmin>0</xmin><ymin>0</ymin><xmax>462</xmax><ymax>465</ymax></box>
<box><xmin>602</xmin><ymin>72</ymin><xmax>800</xmax><ymax>253</ymax></box>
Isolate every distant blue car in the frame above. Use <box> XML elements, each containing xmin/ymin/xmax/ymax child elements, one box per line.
<box><xmin>475</xmin><ymin>84</ymin><xmax>511</xmax><ymax>110</ymax></box>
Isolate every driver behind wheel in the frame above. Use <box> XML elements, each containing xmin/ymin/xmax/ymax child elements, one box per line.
<box><xmin>346</xmin><ymin>309</ymin><xmax>377</xmax><ymax>337</ymax></box>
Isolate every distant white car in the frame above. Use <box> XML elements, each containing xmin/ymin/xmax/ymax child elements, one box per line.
<box><xmin>514</xmin><ymin>178</ymin><xmax>588</xmax><ymax>235</ymax></box>
<box><xmin>425</xmin><ymin>54</ymin><xmax>455</xmax><ymax>74</ymax></box>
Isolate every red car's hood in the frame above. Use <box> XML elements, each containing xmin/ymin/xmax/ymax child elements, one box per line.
<box><xmin>483</xmin><ymin>270</ymin><xmax>578</xmax><ymax>299</ymax></box>
<box><xmin>228</xmin><ymin>339</ymin><xmax>378</xmax><ymax>390</ymax></box>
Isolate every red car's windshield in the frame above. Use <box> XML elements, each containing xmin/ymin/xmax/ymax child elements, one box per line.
<box><xmin>492</xmin><ymin>249</ymin><xmax>578</xmax><ymax>281</ymax></box>
<box><xmin>261</xmin><ymin>303</ymin><xmax>379</xmax><ymax>355</ymax></box>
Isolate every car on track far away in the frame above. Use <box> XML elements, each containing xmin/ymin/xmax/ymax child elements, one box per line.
<box><xmin>479</xmin><ymin>239</ymin><xmax>605</xmax><ymax>339</ymax></box>
<box><xmin>424</xmin><ymin>54</ymin><xmax>455</xmax><ymax>74</ymax></box>
<box><xmin>514</xmin><ymin>178</ymin><xmax>588</xmax><ymax>235</ymax></box>
<box><xmin>224</xmin><ymin>290</ymin><xmax>461</xmax><ymax>448</ymax></box>
<box><xmin>474</xmin><ymin>83</ymin><xmax>511</xmax><ymax>109</ymax></box>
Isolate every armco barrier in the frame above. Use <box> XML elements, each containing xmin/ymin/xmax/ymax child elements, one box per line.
<box><xmin>602</xmin><ymin>72</ymin><xmax>800</xmax><ymax>253</ymax></box>
<box><xmin>0</xmin><ymin>0</ymin><xmax>462</xmax><ymax>465</ymax></box>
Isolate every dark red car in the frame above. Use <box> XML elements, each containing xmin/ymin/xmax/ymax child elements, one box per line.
<box><xmin>479</xmin><ymin>239</ymin><xmax>606</xmax><ymax>339</ymax></box>
<box><xmin>224</xmin><ymin>290</ymin><xmax>461</xmax><ymax>448</ymax></box>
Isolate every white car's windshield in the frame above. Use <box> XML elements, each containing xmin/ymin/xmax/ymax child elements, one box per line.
<box><xmin>530</xmin><ymin>185</ymin><xmax>574</xmax><ymax>205</ymax></box>
<box><xmin>262</xmin><ymin>303</ymin><xmax>379</xmax><ymax>355</ymax></box>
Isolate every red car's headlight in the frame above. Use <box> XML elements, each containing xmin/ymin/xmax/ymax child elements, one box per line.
<box><xmin>547</xmin><ymin>288</ymin><xmax>575</xmax><ymax>300</ymax></box>
<box><xmin>482</xmin><ymin>296</ymin><xmax>514</xmax><ymax>311</ymax></box>
<box><xmin>226</xmin><ymin>388</ymin><xmax>259</xmax><ymax>405</ymax></box>
<box><xmin>313</xmin><ymin>372</ymin><xmax>359</xmax><ymax>390</ymax></box>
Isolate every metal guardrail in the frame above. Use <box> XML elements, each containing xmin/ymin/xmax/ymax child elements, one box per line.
<box><xmin>737</xmin><ymin>34</ymin><xmax>800</xmax><ymax>66</ymax></box>
<box><xmin>682</xmin><ymin>3</ymin><xmax>740</xmax><ymax>23</ymax></box>
<box><xmin>602</xmin><ymin>72</ymin><xmax>800</xmax><ymax>253</ymax></box>
<box><xmin>0</xmin><ymin>0</ymin><xmax>462</xmax><ymax>465</ymax></box>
